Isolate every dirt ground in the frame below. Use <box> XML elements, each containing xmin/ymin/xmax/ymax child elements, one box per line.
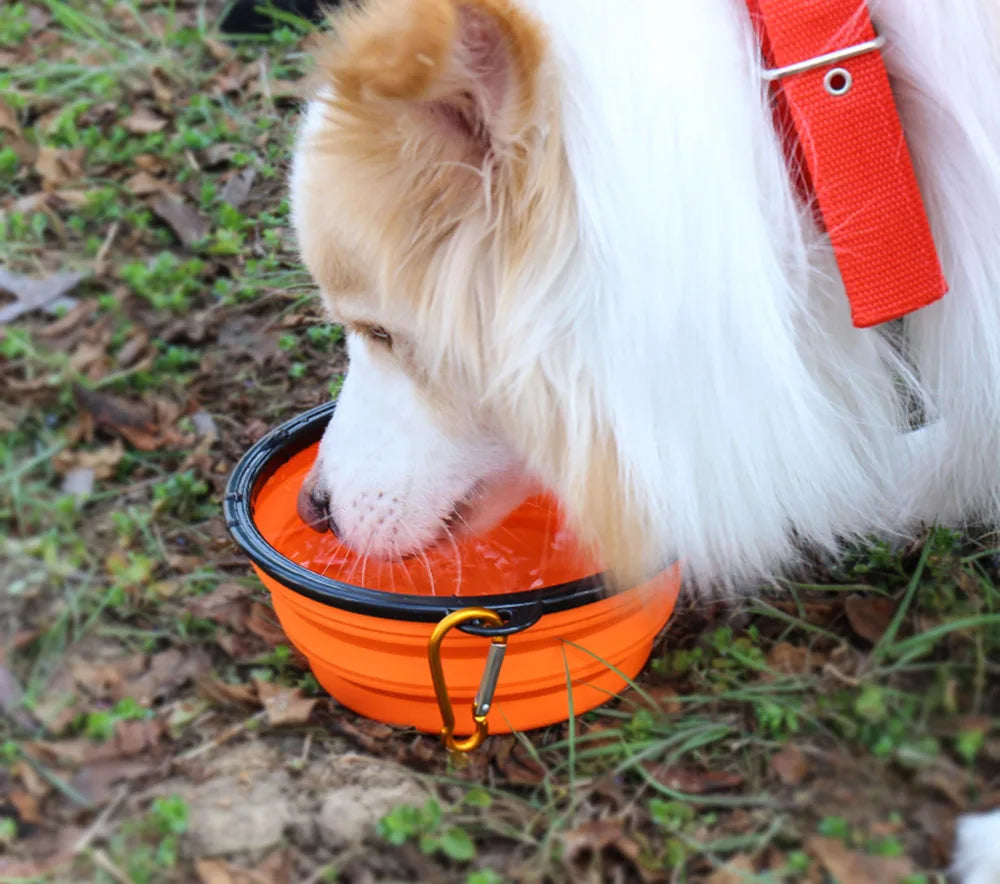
<box><xmin>1</xmin><ymin>2</ymin><xmax>999</xmax><ymax>882</ymax></box>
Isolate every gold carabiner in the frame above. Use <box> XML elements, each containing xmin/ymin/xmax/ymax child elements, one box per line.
<box><xmin>428</xmin><ymin>607</ymin><xmax>508</xmax><ymax>753</ymax></box>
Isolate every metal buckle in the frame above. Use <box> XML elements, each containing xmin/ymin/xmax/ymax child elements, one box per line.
<box><xmin>760</xmin><ymin>34</ymin><xmax>886</xmax><ymax>82</ymax></box>
<box><xmin>428</xmin><ymin>607</ymin><xmax>508</xmax><ymax>753</ymax></box>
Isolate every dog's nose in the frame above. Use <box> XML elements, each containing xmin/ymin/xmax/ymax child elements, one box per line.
<box><xmin>297</xmin><ymin>483</ymin><xmax>338</xmax><ymax>536</ymax></box>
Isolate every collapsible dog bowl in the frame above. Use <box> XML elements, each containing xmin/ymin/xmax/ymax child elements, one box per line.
<box><xmin>225</xmin><ymin>401</ymin><xmax>680</xmax><ymax>748</ymax></box>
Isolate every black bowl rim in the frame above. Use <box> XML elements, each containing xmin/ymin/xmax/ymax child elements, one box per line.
<box><xmin>224</xmin><ymin>401</ymin><xmax>609</xmax><ymax>632</ymax></box>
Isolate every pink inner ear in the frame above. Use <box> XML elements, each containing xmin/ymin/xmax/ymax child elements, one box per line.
<box><xmin>454</xmin><ymin>4</ymin><xmax>511</xmax><ymax>126</ymax></box>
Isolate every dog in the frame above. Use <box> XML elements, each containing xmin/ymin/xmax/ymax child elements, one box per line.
<box><xmin>288</xmin><ymin>1</ymin><xmax>1000</xmax><ymax>877</ymax></box>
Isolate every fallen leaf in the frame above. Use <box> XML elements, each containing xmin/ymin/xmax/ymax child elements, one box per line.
<box><xmin>196</xmin><ymin>677</ymin><xmax>259</xmax><ymax>708</ymax></box>
<box><xmin>807</xmin><ymin>836</ymin><xmax>915</xmax><ymax>881</ymax></box>
<box><xmin>642</xmin><ymin>763</ymin><xmax>744</xmax><ymax>794</ymax></box>
<box><xmin>133</xmin><ymin>153</ymin><xmax>168</xmax><ymax>174</ymax></box>
<box><xmin>71</xmin><ymin>758</ymin><xmax>157</xmax><ymax>807</ymax></box>
<box><xmin>770</xmin><ymin>744</ymin><xmax>808</xmax><ymax>786</ymax></box>
<box><xmin>246</xmin><ymin>603</ymin><xmax>290</xmax><ymax>647</ymax></box>
<box><xmin>121</xmin><ymin>107</ymin><xmax>167</xmax><ymax>135</ymax></box>
<box><xmin>0</xmin><ymin>100</ymin><xmax>22</xmax><ymax>138</ymax></box>
<box><xmin>115</xmin><ymin>328</ymin><xmax>150</xmax><ymax>367</ymax></box>
<box><xmin>705</xmin><ymin>855</ymin><xmax>757</xmax><ymax>884</ymax></box>
<box><xmin>73</xmin><ymin>385</ymin><xmax>182</xmax><ymax>451</ymax></box>
<box><xmin>0</xmin><ymin>664</ymin><xmax>38</xmax><ymax>732</ymax></box>
<box><xmin>36</xmin><ymin>298</ymin><xmax>97</xmax><ymax>339</ymax></box>
<box><xmin>52</xmin><ymin>441</ymin><xmax>125</xmax><ymax>480</ymax></box>
<box><xmin>915</xmin><ymin>758</ymin><xmax>970</xmax><ymax>808</ymax></box>
<box><xmin>125</xmin><ymin>648</ymin><xmax>211</xmax><ymax>706</ymax></box>
<box><xmin>561</xmin><ymin>818</ymin><xmax>641</xmax><ymax>867</ymax></box>
<box><xmin>151</xmin><ymin>195</ymin><xmax>209</xmax><ymax>246</ymax></box>
<box><xmin>844</xmin><ymin>594</ymin><xmax>896</xmax><ymax>644</ymax></box>
<box><xmin>202</xmin><ymin>37</ymin><xmax>234</xmax><ymax>62</ymax></box>
<box><xmin>253</xmin><ymin>679</ymin><xmax>318</xmax><ymax>727</ymax></box>
<box><xmin>113</xmin><ymin>718</ymin><xmax>165</xmax><ymax>756</ymax></box>
<box><xmin>203</xmin><ymin>143</ymin><xmax>242</xmax><ymax>166</ymax></box>
<box><xmin>124</xmin><ymin>170</ymin><xmax>167</xmax><ymax>196</ymax></box>
<box><xmin>492</xmin><ymin>737</ymin><xmax>548</xmax><ymax>785</ymax></box>
<box><xmin>7</xmin><ymin>787</ymin><xmax>42</xmax><ymax>825</ymax></box>
<box><xmin>0</xmin><ymin>268</ymin><xmax>86</xmax><ymax>325</ymax></box>
<box><xmin>70</xmin><ymin>654</ymin><xmax>145</xmax><ymax>700</ymax></box>
<box><xmin>766</xmin><ymin>641</ymin><xmax>811</xmax><ymax>675</ymax></box>
<box><xmin>220</xmin><ymin>167</ymin><xmax>256</xmax><ymax>209</ymax></box>
<box><xmin>195</xmin><ymin>858</ymin><xmax>235</xmax><ymax>884</ymax></box>
<box><xmin>189</xmin><ymin>583</ymin><xmax>252</xmax><ymax>630</ymax></box>
<box><xmin>34</xmin><ymin>145</ymin><xmax>85</xmax><ymax>188</ymax></box>
<box><xmin>51</xmin><ymin>188</ymin><xmax>91</xmax><ymax>208</ymax></box>
<box><xmin>646</xmin><ymin>684</ymin><xmax>682</xmax><ymax>715</ymax></box>
<box><xmin>150</xmin><ymin>68</ymin><xmax>174</xmax><ymax>105</ymax></box>
<box><xmin>69</xmin><ymin>339</ymin><xmax>108</xmax><ymax>374</ymax></box>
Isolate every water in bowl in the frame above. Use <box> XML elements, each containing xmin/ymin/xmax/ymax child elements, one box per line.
<box><xmin>253</xmin><ymin>443</ymin><xmax>600</xmax><ymax>596</ymax></box>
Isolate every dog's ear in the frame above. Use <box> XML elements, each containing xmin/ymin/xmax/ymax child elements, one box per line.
<box><xmin>314</xmin><ymin>0</ymin><xmax>545</xmax><ymax>166</ymax></box>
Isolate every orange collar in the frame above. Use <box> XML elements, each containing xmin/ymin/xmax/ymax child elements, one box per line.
<box><xmin>747</xmin><ymin>0</ymin><xmax>948</xmax><ymax>328</ymax></box>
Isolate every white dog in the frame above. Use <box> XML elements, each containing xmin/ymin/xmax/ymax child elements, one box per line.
<box><xmin>288</xmin><ymin>1</ymin><xmax>1000</xmax><ymax>877</ymax></box>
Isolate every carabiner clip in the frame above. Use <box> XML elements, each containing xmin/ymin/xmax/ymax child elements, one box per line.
<box><xmin>428</xmin><ymin>607</ymin><xmax>508</xmax><ymax>753</ymax></box>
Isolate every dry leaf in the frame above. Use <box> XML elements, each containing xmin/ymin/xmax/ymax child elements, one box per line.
<box><xmin>151</xmin><ymin>195</ymin><xmax>210</xmax><ymax>246</ymax></box>
<box><xmin>125</xmin><ymin>170</ymin><xmax>167</xmax><ymax>196</ymax></box>
<box><xmin>52</xmin><ymin>441</ymin><xmax>125</xmax><ymax>480</ymax></box>
<box><xmin>561</xmin><ymin>818</ymin><xmax>642</xmax><ymax>868</ymax></box>
<box><xmin>7</xmin><ymin>787</ymin><xmax>42</xmax><ymax>825</ymax></box>
<box><xmin>0</xmin><ymin>100</ymin><xmax>22</xmax><ymax>138</ymax></box>
<box><xmin>195</xmin><ymin>858</ymin><xmax>236</xmax><ymax>884</ymax></box>
<box><xmin>116</xmin><ymin>328</ymin><xmax>150</xmax><ymax>367</ymax></box>
<box><xmin>642</xmin><ymin>762</ymin><xmax>744</xmax><ymax>794</ymax></box>
<box><xmin>705</xmin><ymin>855</ymin><xmax>757</xmax><ymax>884</ymax></box>
<box><xmin>125</xmin><ymin>648</ymin><xmax>211</xmax><ymax>706</ymax></box>
<box><xmin>767</xmin><ymin>641</ymin><xmax>811</xmax><ymax>674</ymax></box>
<box><xmin>220</xmin><ymin>167</ymin><xmax>256</xmax><ymax>209</ymax></box>
<box><xmin>844</xmin><ymin>594</ymin><xmax>896</xmax><ymax>644</ymax></box>
<box><xmin>134</xmin><ymin>153</ymin><xmax>168</xmax><ymax>174</ymax></box>
<box><xmin>0</xmin><ymin>268</ymin><xmax>86</xmax><ymax>324</ymax></box>
<box><xmin>121</xmin><ymin>107</ymin><xmax>167</xmax><ymax>135</ymax></box>
<box><xmin>196</xmin><ymin>677</ymin><xmax>259</xmax><ymax>708</ymax></box>
<box><xmin>807</xmin><ymin>836</ymin><xmax>915</xmax><ymax>881</ymax></box>
<box><xmin>770</xmin><ymin>744</ymin><xmax>808</xmax><ymax>786</ymax></box>
<box><xmin>34</xmin><ymin>145</ymin><xmax>85</xmax><ymax>188</ymax></box>
<box><xmin>73</xmin><ymin>385</ymin><xmax>184</xmax><ymax>451</ymax></box>
<box><xmin>646</xmin><ymin>684</ymin><xmax>682</xmax><ymax>715</ymax></box>
<box><xmin>189</xmin><ymin>583</ymin><xmax>252</xmax><ymax>631</ymax></box>
<box><xmin>0</xmin><ymin>664</ymin><xmax>38</xmax><ymax>732</ymax></box>
<box><xmin>253</xmin><ymin>679</ymin><xmax>318</xmax><ymax>727</ymax></box>
<box><xmin>52</xmin><ymin>188</ymin><xmax>91</xmax><ymax>208</ymax></box>
<box><xmin>246</xmin><ymin>603</ymin><xmax>290</xmax><ymax>647</ymax></box>
<box><xmin>70</xmin><ymin>654</ymin><xmax>146</xmax><ymax>700</ymax></box>
<box><xmin>203</xmin><ymin>143</ymin><xmax>242</xmax><ymax>166</ymax></box>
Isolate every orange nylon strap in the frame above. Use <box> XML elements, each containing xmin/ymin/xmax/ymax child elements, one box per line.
<box><xmin>746</xmin><ymin>0</ymin><xmax>948</xmax><ymax>328</ymax></box>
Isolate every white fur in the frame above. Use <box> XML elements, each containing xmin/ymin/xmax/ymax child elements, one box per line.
<box><xmin>953</xmin><ymin>810</ymin><xmax>1000</xmax><ymax>884</ymax></box>
<box><xmin>311</xmin><ymin>332</ymin><xmax>529</xmax><ymax>557</ymax></box>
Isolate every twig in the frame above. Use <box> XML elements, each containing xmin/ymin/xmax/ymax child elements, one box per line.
<box><xmin>90</xmin><ymin>848</ymin><xmax>131</xmax><ymax>884</ymax></box>
<box><xmin>74</xmin><ymin>786</ymin><xmax>129</xmax><ymax>854</ymax></box>
<box><xmin>94</xmin><ymin>221</ymin><xmax>120</xmax><ymax>276</ymax></box>
<box><xmin>178</xmin><ymin>710</ymin><xmax>266</xmax><ymax>761</ymax></box>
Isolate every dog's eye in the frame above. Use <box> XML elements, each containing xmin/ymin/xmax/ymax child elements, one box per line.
<box><xmin>366</xmin><ymin>325</ymin><xmax>393</xmax><ymax>348</ymax></box>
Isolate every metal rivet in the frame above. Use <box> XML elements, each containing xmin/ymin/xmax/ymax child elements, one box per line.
<box><xmin>824</xmin><ymin>67</ymin><xmax>852</xmax><ymax>96</ymax></box>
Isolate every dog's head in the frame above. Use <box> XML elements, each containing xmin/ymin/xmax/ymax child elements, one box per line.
<box><xmin>289</xmin><ymin>0</ymin><xmax>625</xmax><ymax>565</ymax></box>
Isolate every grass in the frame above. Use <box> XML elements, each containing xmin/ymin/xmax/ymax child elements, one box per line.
<box><xmin>1</xmin><ymin>1</ymin><xmax>998</xmax><ymax>881</ymax></box>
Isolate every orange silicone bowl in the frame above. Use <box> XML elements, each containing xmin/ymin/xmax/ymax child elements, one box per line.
<box><xmin>224</xmin><ymin>401</ymin><xmax>680</xmax><ymax>737</ymax></box>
